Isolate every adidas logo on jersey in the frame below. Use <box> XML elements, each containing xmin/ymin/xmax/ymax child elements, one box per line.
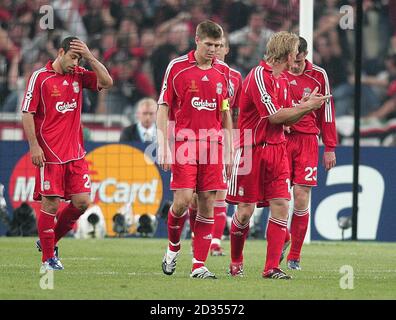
<box><xmin>62</xmin><ymin>80</ymin><xmax>69</xmax><ymax>86</ymax></box>
<box><xmin>203</xmin><ymin>234</ymin><xmax>213</xmax><ymax>240</ymax></box>
<box><xmin>201</xmin><ymin>75</ymin><xmax>209</xmax><ymax>81</ymax></box>
<box><xmin>290</xmin><ymin>80</ymin><xmax>297</xmax><ymax>85</ymax></box>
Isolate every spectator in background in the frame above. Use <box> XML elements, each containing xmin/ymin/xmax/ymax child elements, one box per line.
<box><xmin>154</xmin><ymin>0</ymin><xmax>184</xmax><ymax>25</ymax></box>
<box><xmin>260</xmin><ymin>0</ymin><xmax>299</xmax><ymax>31</ymax></box>
<box><xmin>229</xmin><ymin>11</ymin><xmax>274</xmax><ymax>76</ymax></box>
<box><xmin>315</xmin><ymin>35</ymin><xmax>380</xmax><ymax>117</ymax></box>
<box><xmin>82</xmin><ymin>0</ymin><xmax>117</xmax><ymax>36</ymax></box>
<box><xmin>152</xmin><ymin>18</ymin><xmax>192</xmax><ymax>92</ymax></box>
<box><xmin>364</xmin><ymin>54</ymin><xmax>396</xmax><ymax>120</ymax></box>
<box><xmin>119</xmin><ymin>97</ymin><xmax>157</xmax><ymax>143</ymax></box>
<box><xmin>0</xmin><ymin>0</ymin><xmax>395</xmax><ymax>134</ymax></box>
<box><xmin>106</xmin><ymin>52</ymin><xmax>156</xmax><ymax>114</ymax></box>
<box><xmin>223</xmin><ymin>0</ymin><xmax>252</xmax><ymax>33</ymax></box>
<box><xmin>53</xmin><ymin>0</ymin><xmax>88</xmax><ymax>42</ymax></box>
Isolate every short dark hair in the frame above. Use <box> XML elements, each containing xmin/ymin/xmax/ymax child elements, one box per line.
<box><xmin>196</xmin><ymin>20</ymin><xmax>223</xmax><ymax>40</ymax></box>
<box><xmin>298</xmin><ymin>36</ymin><xmax>308</xmax><ymax>54</ymax></box>
<box><xmin>60</xmin><ymin>36</ymin><xmax>79</xmax><ymax>53</ymax></box>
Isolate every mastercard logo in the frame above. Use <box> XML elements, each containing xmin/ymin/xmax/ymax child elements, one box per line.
<box><xmin>8</xmin><ymin>144</ymin><xmax>163</xmax><ymax>237</ymax></box>
<box><xmin>86</xmin><ymin>144</ymin><xmax>163</xmax><ymax>236</ymax></box>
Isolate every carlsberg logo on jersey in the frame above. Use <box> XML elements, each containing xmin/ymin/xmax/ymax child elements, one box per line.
<box><xmin>191</xmin><ymin>97</ymin><xmax>217</xmax><ymax>111</ymax></box>
<box><xmin>55</xmin><ymin>99</ymin><xmax>77</xmax><ymax>113</ymax></box>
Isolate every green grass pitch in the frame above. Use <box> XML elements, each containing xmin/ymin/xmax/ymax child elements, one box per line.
<box><xmin>0</xmin><ymin>237</ymin><xmax>395</xmax><ymax>299</ymax></box>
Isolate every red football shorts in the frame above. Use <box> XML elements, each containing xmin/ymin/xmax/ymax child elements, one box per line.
<box><xmin>170</xmin><ymin>140</ymin><xmax>227</xmax><ymax>192</ymax></box>
<box><xmin>286</xmin><ymin>133</ymin><xmax>319</xmax><ymax>187</ymax></box>
<box><xmin>227</xmin><ymin>143</ymin><xmax>291</xmax><ymax>205</ymax></box>
<box><xmin>33</xmin><ymin>158</ymin><xmax>91</xmax><ymax>201</ymax></box>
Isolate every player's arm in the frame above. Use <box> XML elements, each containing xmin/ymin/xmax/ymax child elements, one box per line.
<box><xmin>156</xmin><ymin>103</ymin><xmax>171</xmax><ymax>171</ymax></box>
<box><xmin>316</xmin><ymin>71</ymin><xmax>337</xmax><ymax>171</ymax></box>
<box><xmin>269</xmin><ymin>87</ymin><xmax>330</xmax><ymax>125</ymax></box>
<box><xmin>231</xmin><ymin>73</ymin><xmax>242</xmax><ymax>129</ymax></box>
<box><xmin>21</xmin><ymin>112</ymin><xmax>45</xmax><ymax>167</ymax></box>
<box><xmin>221</xmin><ymin>107</ymin><xmax>233</xmax><ymax>179</ymax></box>
<box><xmin>21</xmin><ymin>69</ymin><xmax>45</xmax><ymax>167</ymax></box>
<box><xmin>70</xmin><ymin>39</ymin><xmax>113</xmax><ymax>89</ymax></box>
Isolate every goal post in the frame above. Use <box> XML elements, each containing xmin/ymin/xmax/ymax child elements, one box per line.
<box><xmin>299</xmin><ymin>0</ymin><xmax>314</xmax><ymax>244</ymax></box>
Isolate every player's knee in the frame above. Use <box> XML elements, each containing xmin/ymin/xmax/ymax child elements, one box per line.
<box><xmin>236</xmin><ymin>203</ymin><xmax>254</xmax><ymax>224</ymax></box>
<box><xmin>237</xmin><ymin>212</ymin><xmax>251</xmax><ymax>225</ymax></box>
<box><xmin>293</xmin><ymin>187</ymin><xmax>311</xmax><ymax>209</ymax></box>
<box><xmin>173</xmin><ymin>197</ymin><xmax>190</xmax><ymax>215</ymax></box>
<box><xmin>72</xmin><ymin>199</ymin><xmax>90</xmax><ymax>212</ymax></box>
<box><xmin>42</xmin><ymin>203</ymin><xmax>58</xmax><ymax>215</ymax></box>
<box><xmin>189</xmin><ymin>193</ymin><xmax>198</xmax><ymax>209</ymax></box>
<box><xmin>269</xmin><ymin>199</ymin><xmax>289</xmax><ymax>218</ymax></box>
<box><xmin>215</xmin><ymin>190</ymin><xmax>227</xmax><ymax>201</ymax></box>
<box><xmin>41</xmin><ymin>197</ymin><xmax>60</xmax><ymax>214</ymax></box>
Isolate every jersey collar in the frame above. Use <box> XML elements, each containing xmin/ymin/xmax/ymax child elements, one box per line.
<box><xmin>45</xmin><ymin>60</ymin><xmax>56</xmax><ymax>72</ymax></box>
<box><xmin>188</xmin><ymin>50</ymin><xmax>217</xmax><ymax>66</ymax></box>
<box><xmin>259</xmin><ymin>60</ymin><xmax>273</xmax><ymax>71</ymax></box>
<box><xmin>304</xmin><ymin>59</ymin><xmax>313</xmax><ymax>72</ymax></box>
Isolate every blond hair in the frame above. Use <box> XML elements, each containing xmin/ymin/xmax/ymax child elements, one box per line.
<box><xmin>265</xmin><ymin>31</ymin><xmax>299</xmax><ymax>64</ymax></box>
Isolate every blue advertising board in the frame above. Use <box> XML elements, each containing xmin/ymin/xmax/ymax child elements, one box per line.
<box><xmin>0</xmin><ymin>142</ymin><xmax>395</xmax><ymax>241</ymax></box>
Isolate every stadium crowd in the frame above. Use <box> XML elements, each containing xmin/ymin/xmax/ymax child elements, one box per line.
<box><xmin>1</xmin><ymin>0</ymin><xmax>396</xmax><ymax>143</ymax></box>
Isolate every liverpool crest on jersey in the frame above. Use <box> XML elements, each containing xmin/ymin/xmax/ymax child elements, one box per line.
<box><xmin>303</xmin><ymin>87</ymin><xmax>311</xmax><ymax>97</ymax></box>
<box><xmin>72</xmin><ymin>81</ymin><xmax>80</xmax><ymax>93</ymax></box>
<box><xmin>216</xmin><ymin>82</ymin><xmax>223</xmax><ymax>94</ymax></box>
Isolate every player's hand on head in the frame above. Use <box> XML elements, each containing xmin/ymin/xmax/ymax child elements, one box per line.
<box><xmin>323</xmin><ymin>151</ymin><xmax>336</xmax><ymax>171</ymax></box>
<box><xmin>30</xmin><ymin>145</ymin><xmax>46</xmax><ymax>167</ymax></box>
<box><xmin>69</xmin><ymin>39</ymin><xmax>92</xmax><ymax>59</ymax></box>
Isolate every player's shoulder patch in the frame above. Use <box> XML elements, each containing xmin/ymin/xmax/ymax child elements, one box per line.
<box><xmin>311</xmin><ymin>64</ymin><xmax>328</xmax><ymax>77</ymax></box>
<box><xmin>169</xmin><ymin>55</ymin><xmax>189</xmax><ymax>68</ymax></box>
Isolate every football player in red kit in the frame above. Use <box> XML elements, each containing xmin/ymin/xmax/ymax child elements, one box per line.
<box><xmin>226</xmin><ymin>31</ymin><xmax>331</xmax><ymax>279</ymax></box>
<box><xmin>282</xmin><ymin>37</ymin><xmax>337</xmax><ymax>270</ymax></box>
<box><xmin>21</xmin><ymin>37</ymin><xmax>113</xmax><ymax>270</ymax></box>
<box><xmin>157</xmin><ymin>20</ymin><xmax>233</xmax><ymax>279</ymax></box>
<box><xmin>188</xmin><ymin>34</ymin><xmax>243</xmax><ymax>257</ymax></box>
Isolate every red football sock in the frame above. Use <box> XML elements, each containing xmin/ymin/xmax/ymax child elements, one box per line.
<box><xmin>285</xmin><ymin>225</ymin><xmax>291</xmax><ymax>243</ymax></box>
<box><xmin>264</xmin><ymin>217</ymin><xmax>287</xmax><ymax>272</ymax></box>
<box><xmin>287</xmin><ymin>208</ymin><xmax>309</xmax><ymax>261</ymax></box>
<box><xmin>192</xmin><ymin>215</ymin><xmax>214</xmax><ymax>270</ymax></box>
<box><xmin>54</xmin><ymin>203</ymin><xmax>83</xmax><ymax>244</ymax></box>
<box><xmin>230</xmin><ymin>213</ymin><xmax>250</xmax><ymax>263</ymax></box>
<box><xmin>167</xmin><ymin>207</ymin><xmax>187</xmax><ymax>252</ymax></box>
<box><xmin>38</xmin><ymin>210</ymin><xmax>56</xmax><ymax>262</ymax></box>
<box><xmin>188</xmin><ymin>206</ymin><xmax>197</xmax><ymax>236</ymax></box>
<box><xmin>212</xmin><ymin>200</ymin><xmax>227</xmax><ymax>245</ymax></box>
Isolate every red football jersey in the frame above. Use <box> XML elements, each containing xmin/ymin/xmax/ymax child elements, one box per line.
<box><xmin>229</xmin><ymin>67</ymin><xmax>242</xmax><ymax>109</ymax></box>
<box><xmin>158</xmin><ymin>50</ymin><xmax>230</xmax><ymax>142</ymax></box>
<box><xmin>285</xmin><ymin>60</ymin><xmax>337</xmax><ymax>151</ymax></box>
<box><xmin>21</xmin><ymin>61</ymin><xmax>99</xmax><ymax>163</ymax></box>
<box><xmin>238</xmin><ymin>60</ymin><xmax>290</xmax><ymax>146</ymax></box>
